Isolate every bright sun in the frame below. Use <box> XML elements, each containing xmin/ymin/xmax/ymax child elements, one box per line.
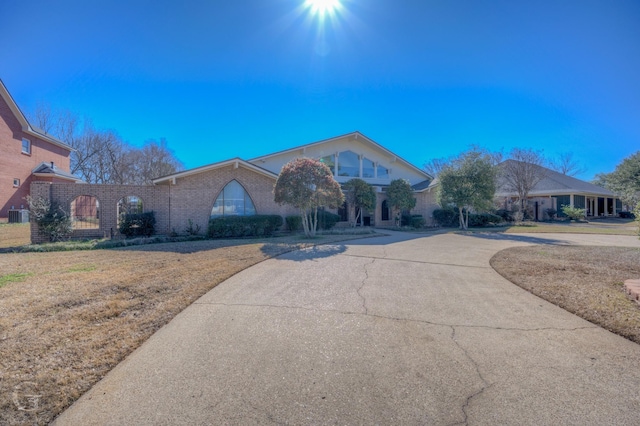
<box><xmin>305</xmin><ymin>0</ymin><xmax>341</xmax><ymax>15</ymax></box>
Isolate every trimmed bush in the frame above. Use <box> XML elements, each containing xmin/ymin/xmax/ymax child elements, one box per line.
<box><xmin>119</xmin><ymin>212</ymin><xmax>156</xmax><ymax>237</ymax></box>
<box><xmin>496</xmin><ymin>209</ymin><xmax>514</xmax><ymax>222</ymax></box>
<box><xmin>619</xmin><ymin>211</ymin><xmax>635</xmax><ymax>219</ymax></box>
<box><xmin>207</xmin><ymin>215</ymin><xmax>283</xmax><ymax>238</ymax></box>
<box><xmin>285</xmin><ymin>215</ymin><xmax>302</xmax><ymax>231</ymax></box>
<box><xmin>561</xmin><ymin>205</ymin><xmax>586</xmax><ymax>221</ymax></box>
<box><xmin>410</xmin><ymin>215</ymin><xmax>425</xmax><ymax>228</ymax></box>
<box><xmin>433</xmin><ymin>208</ymin><xmax>458</xmax><ymax>227</ymax></box>
<box><xmin>468</xmin><ymin>213</ymin><xmax>502</xmax><ymax>227</ymax></box>
<box><xmin>315</xmin><ymin>210</ymin><xmax>340</xmax><ymax>230</ymax></box>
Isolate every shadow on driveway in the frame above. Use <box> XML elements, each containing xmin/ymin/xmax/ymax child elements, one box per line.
<box><xmin>458</xmin><ymin>231</ymin><xmax>569</xmax><ymax>245</ymax></box>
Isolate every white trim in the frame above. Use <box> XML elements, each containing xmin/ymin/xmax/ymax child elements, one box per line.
<box><xmin>248</xmin><ymin>131</ymin><xmax>433</xmax><ymax>181</ymax></box>
<box><xmin>0</xmin><ymin>79</ymin><xmax>73</xmax><ymax>151</ymax></box>
<box><xmin>153</xmin><ymin>158</ymin><xmax>278</xmax><ymax>184</ymax></box>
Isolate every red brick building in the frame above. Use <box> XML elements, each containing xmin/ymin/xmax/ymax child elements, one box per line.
<box><xmin>0</xmin><ymin>80</ymin><xmax>78</xmax><ymax>220</ymax></box>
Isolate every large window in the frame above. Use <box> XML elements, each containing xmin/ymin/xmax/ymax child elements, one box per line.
<box><xmin>71</xmin><ymin>195</ymin><xmax>100</xmax><ymax>229</ymax></box>
<box><xmin>337</xmin><ymin>151</ymin><xmax>359</xmax><ymax>177</ymax></box>
<box><xmin>362</xmin><ymin>158</ymin><xmax>375</xmax><ymax>178</ymax></box>
<box><xmin>211</xmin><ymin>180</ymin><xmax>256</xmax><ymax>217</ymax></box>
<box><xmin>377</xmin><ymin>164</ymin><xmax>389</xmax><ymax>179</ymax></box>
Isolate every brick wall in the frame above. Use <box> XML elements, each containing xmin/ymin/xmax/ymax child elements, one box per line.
<box><xmin>166</xmin><ymin>164</ymin><xmax>297</xmax><ymax>234</ymax></box>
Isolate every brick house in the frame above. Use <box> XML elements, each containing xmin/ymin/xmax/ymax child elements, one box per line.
<box><xmin>0</xmin><ymin>79</ymin><xmax>77</xmax><ymax>220</ymax></box>
<box><xmin>152</xmin><ymin>131</ymin><xmax>438</xmax><ymax>233</ymax></box>
<box><xmin>30</xmin><ymin>132</ymin><xmax>438</xmax><ymax>243</ymax></box>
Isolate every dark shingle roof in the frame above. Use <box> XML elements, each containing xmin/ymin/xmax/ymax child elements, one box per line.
<box><xmin>496</xmin><ymin>160</ymin><xmax>615</xmax><ymax>197</ymax></box>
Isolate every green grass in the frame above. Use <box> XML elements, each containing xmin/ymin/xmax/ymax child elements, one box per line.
<box><xmin>0</xmin><ymin>273</ymin><xmax>34</xmax><ymax>288</ymax></box>
<box><xmin>66</xmin><ymin>264</ymin><xmax>97</xmax><ymax>273</ymax></box>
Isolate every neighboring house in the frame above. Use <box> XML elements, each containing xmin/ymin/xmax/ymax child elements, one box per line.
<box><xmin>31</xmin><ymin>131</ymin><xmax>438</xmax><ymax>242</ymax></box>
<box><xmin>495</xmin><ymin>160</ymin><xmax>621</xmax><ymax>220</ymax></box>
<box><xmin>0</xmin><ymin>79</ymin><xmax>77</xmax><ymax>220</ymax></box>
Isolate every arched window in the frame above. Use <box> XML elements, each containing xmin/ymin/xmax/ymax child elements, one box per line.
<box><xmin>211</xmin><ymin>180</ymin><xmax>256</xmax><ymax>217</ymax></box>
<box><xmin>381</xmin><ymin>200</ymin><xmax>390</xmax><ymax>221</ymax></box>
<box><xmin>71</xmin><ymin>195</ymin><xmax>100</xmax><ymax>229</ymax></box>
<box><xmin>117</xmin><ymin>196</ymin><xmax>143</xmax><ymax>224</ymax></box>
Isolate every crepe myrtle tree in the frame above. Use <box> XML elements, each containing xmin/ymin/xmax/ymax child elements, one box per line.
<box><xmin>343</xmin><ymin>178</ymin><xmax>377</xmax><ymax>227</ymax></box>
<box><xmin>437</xmin><ymin>149</ymin><xmax>497</xmax><ymax>230</ymax></box>
<box><xmin>386</xmin><ymin>179</ymin><xmax>416</xmax><ymax>227</ymax></box>
<box><xmin>274</xmin><ymin>158</ymin><xmax>344</xmax><ymax>237</ymax></box>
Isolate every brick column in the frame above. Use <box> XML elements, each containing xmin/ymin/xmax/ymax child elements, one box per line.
<box><xmin>29</xmin><ymin>181</ymin><xmax>52</xmax><ymax>244</ymax></box>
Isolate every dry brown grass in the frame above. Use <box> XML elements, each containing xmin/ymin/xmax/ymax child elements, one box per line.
<box><xmin>0</xmin><ymin>234</ymin><xmax>368</xmax><ymax>425</ymax></box>
<box><xmin>491</xmin><ymin>245</ymin><xmax>640</xmax><ymax>344</ymax></box>
<box><xmin>0</xmin><ymin>223</ymin><xmax>30</xmax><ymax>249</ymax></box>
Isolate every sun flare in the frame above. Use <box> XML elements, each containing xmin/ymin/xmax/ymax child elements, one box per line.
<box><xmin>305</xmin><ymin>0</ymin><xmax>341</xmax><ymax>16</ymax></box>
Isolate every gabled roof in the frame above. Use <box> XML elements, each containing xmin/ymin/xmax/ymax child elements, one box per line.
<box><xmin>32</xmin><ymin>162</ymin><xmax>83</xmax><ymax>183</ymax></box>
<box><xmin>0</xmin><ymin>79</ymin><xmax>73</xmax><ymax>151</ymax></box>
<box><xmin>152</xmin><ymin>158</ymin><xmax>278</xmax><ymax>184</ymax></box>
<box><xmin>496</xmin><ymin>160</ymin><xmax>616</xmax><ymax>197</ymax></box>
<box><xmin>411</xmin><ymin>179</ymin><xmax>435</xmax><ymax>192</ymax></box>
<box><xmin>249</xmin><ymin>131</ymin><xmax>433</xmax><ymax>180</ymax></box>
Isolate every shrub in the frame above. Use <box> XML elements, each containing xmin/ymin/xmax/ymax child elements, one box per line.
<box><xmin>207</xmin><ymin>215</ymin><xmax>283</xmax><ymax>238</ymax></box>
<box><xmin>619</xmin><ymin>211</ymin><xmax>636</xmax><ymax>219</ymax></box>
<box><xmin>315</xmin><ymin>210</ymin><xmax>340</xmax><ymax>230</ymax></box>
<box><xmin>468</xmin><ymin>213</ymin><xmax>502</xmax><ymax>227</ymax></box>
<box><xmin>561</xmin><ymin>205</ymin><xmax>586</xmax><ymax>221</ymax></box>
<box><xmin>119</xmin><ymin>212</ymin><xmax>156</xmax><ymax>237</ymax></box>
<box><xmin>285</xmin><ymin>215</ymin><xmax>302</xmax><ymax>231</ymax></box>
<box><xmin>495</xmin><ymin>209</ymin><xmax>514</xmax><ymax>222</ymax></box>
<box><xmin>433</xmin><ymin>208</ymin><xmax>458</xmax><ymax>227</ymax></box>
<box><xmin>185</xmin><ymin>219</ymin><xmax>201</xmax><ymax>236</ymax></box>
<box><xmin>410</xmin><ymin>215</ymin><xmax>425</xmax><ymax>228</ymax></box>
<box><xmin>26</xmin><ymin>195</ymin><xmax>72</xmax><ymax>242</ymax></box>
<box><xmin>545</xmin><ymin>208</ymin><xmax>557</xmax><ymax>220</ymax></box>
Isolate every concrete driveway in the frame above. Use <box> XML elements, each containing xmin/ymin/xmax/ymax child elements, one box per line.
<box><xmin>55</xmin><ymin>231</ymin><xmax>640</xmax><ymax>425</ymax></box>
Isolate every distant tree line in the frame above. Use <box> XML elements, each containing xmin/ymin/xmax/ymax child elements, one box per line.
<box><xmin>30</xmin><ymin>104</ymin><xmax>183</xmax><ymax>184</ymax></box>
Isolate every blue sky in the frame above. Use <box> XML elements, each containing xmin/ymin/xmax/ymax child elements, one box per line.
<box><xmin>1</xmin><ymin>0</ymin><xmax>639</xmax><ymax>180</ymax></box>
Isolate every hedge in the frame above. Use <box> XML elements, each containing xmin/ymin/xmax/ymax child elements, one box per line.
<box><xmin>119</xmin><ymin>211</ymin><xmax>156</xmax><ymax>237</ymax></box>
<box><xmin>207</xmin><ymin>215</ymin><xmax>283</xmax><ymax>238</ymax></box>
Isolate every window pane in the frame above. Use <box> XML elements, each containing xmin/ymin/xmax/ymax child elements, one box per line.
<box><xmin>362</xmin><ymin>158</ymin><xmax>375</xmax><ymax>178</ymax></box>
<box><xmin>338</xmin><ymin>151</ymin><xmax>359</xmax><ymax>177</ymax></box>
<box><xmin>22</xmin><ymin>138</ymin><xmax>31</xmax><ymax>154</ymax></box>
<box><xmin>211</xmin><ymin>180</ymin><xmax>256</xmax><ymax>217</ymax></box>
<box><xmin>377</xmin><ymin>165</ymin><xmax>389</xmax><ymax>179</ymax></box>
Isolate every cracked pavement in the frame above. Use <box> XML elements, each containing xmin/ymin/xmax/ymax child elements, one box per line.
<box><xmin>55</xmin><ymin>231</ymin><xmax>640</xmax><ymax>425</ymax></box>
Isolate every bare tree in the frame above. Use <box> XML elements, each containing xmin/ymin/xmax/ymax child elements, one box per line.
<box><xmin>29</xmin><ymin>105</ymin><xmax>182</xmax><ymax>184</ymax></box>
<box><xmin>499</xmin><ymin>148</ymin><xmax>547</xmax><ymax>212</ymax></box>
<box><xmin>549</xmin><ymin>152</ymin><xmax>586</xmax><ymax>177</ymax></box>
<box><xmin>128</xmin><ymin>138</ymin><xmax>184</xmax><ymax>184</ymax></box>
<box><xmin>423</xmin><ymin>157</ymin><xmax>449</xmax><ymax>178</ymax></box>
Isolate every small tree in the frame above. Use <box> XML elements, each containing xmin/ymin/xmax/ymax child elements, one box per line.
<box><xmin>343</xmin><ymin>178</ymin><xmax>377</xmax><ymax>227</ymax></box>
<box><xmin>26</xmin><ymin>195</ymin><xmax>73</xmax><ymax>242</ymax></box>
<box><xmin>437</xmin><ymin>149</ymin><xmax>497</xmax><ymax>230</ymax></box>
<box><xmin>595</xmin><ymin>151</ymin><xmax>640</xmax><ymax>209</ymax></box>
<box><xmin>561</xmin><ymin>205</ymin><xmax>586</xmax><ymax>221</ymax></box>
<box><xmin>386</xmin><ymin>179</ymin><xmax>416</xmax><ymax>227</ymax></box>
<box><xmin>274</xmin><ymin>158</ymin><xmax>344</xmax><ymax>237</ymax></box>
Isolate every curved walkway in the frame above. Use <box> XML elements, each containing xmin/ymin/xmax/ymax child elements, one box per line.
<box><xmin>55</xmin><ymin>232</ymin><xmax>640</xmax><ymax>425</ymax></box>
